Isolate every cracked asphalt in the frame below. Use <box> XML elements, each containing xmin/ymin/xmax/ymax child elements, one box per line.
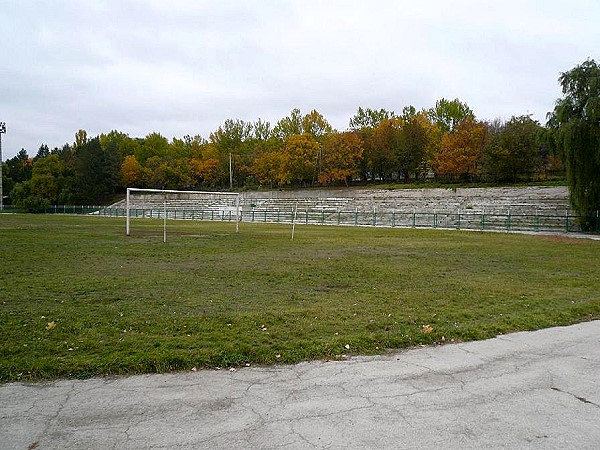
<box><xmin>2</xmin><ymin>321</ymin><xmax>599</xmax><ymax>449</ymax></box>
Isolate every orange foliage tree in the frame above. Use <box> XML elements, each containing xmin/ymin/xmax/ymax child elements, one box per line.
<box><xmin>319</xmin><ymin>131</ymin><xmax>364</xmax><ymax>185</ymax></box>
<box><xmin>432</xmin><ymin>118</ymin><xmax>487</xmax><ymax>180</ymax></box>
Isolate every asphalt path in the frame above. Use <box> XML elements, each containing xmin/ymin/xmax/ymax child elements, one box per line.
<box><xmin>2</xmin><ymin>320</ymin><xmax>599</xmax><ymax>449</ymax></box>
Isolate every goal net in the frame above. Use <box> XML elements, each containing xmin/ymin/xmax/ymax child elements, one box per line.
<box><xmin>125</xmin><ymin>188</ymin><xmax>240</xmax><ymax>239</ymax></box>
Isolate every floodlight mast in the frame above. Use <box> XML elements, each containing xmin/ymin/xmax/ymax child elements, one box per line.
<box><xmin>0</xmin><ymin>122</ymin><xmax>6</xmax><ymax>211</ymax></box>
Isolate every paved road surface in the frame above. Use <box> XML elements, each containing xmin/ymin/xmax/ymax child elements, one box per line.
<box><xmin>2</xmin><ymin>321</ymin><xmax>599</xmax><ymax>449</ymax></box>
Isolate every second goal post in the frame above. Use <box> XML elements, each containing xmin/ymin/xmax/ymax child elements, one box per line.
<box><xmin>125</xmin><ymin>188</ymin><xmax>241</xmax><ymax>237</ymax></box>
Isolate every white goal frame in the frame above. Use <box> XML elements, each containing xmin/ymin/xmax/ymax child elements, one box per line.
<box><xmin>126</xmin><ymin>188</ymin><xmax>240</xmax><ymax>240</ymax></box>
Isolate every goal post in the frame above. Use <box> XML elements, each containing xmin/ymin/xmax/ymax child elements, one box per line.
<box><xmin>125</xmin><ymin>188</ymin><xmax>240</xmax><ymax>237</ymax></box>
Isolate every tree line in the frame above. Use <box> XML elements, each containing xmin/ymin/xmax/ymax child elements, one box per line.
<box><xmin>2</xmin><ymin>100</ymin><xmax>561</xmax><ymax>207</ymax></box>
<box><xmin>2</xmin><ymin>59</ymin><xmax>598</xmax><ymax>227</ymax></box>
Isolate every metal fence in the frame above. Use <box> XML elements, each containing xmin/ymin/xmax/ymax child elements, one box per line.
<box><xmin>2</xmin><ymin>204</ymin><xmax>595</xmax><ymax>234</ymax></box>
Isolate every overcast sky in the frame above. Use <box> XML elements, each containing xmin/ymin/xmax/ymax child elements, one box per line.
<box><xmin>1</xmin><ymin>0</ymin><xmax>599</xmax><ymax>160</ymax></box>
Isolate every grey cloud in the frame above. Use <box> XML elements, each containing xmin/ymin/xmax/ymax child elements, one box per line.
<box><xmin>1</xmin><ymin>0</ymin><xmax>599</xmax><ymax>159</ymax></box>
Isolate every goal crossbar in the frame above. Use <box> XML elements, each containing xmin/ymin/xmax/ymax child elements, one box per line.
<box><xmin>126</xmin><ymin>188</ymin><xmax>240</xmax><ymax>237</ymax></box>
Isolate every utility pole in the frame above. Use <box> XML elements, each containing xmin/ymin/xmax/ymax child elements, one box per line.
<box><xmin>229</xmin><ymin>152</ymin><xmax>233</xmax><ymax>189</ymax></box>
<box><xmin>0</xmin><ymin>122</ymin><xmax>5</xmax><ymax>211</ymax></box>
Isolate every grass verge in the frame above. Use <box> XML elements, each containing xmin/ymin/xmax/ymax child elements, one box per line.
<box><xmin>1</xmin><ymin>214</ymin><xmax>598</xmax><ymax>382</ymax></box>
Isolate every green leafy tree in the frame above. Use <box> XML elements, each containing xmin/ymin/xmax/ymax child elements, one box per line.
<box><xmin>136</xmin><ymin>132</ymin><xmax>169</xmax><ymax>164</ymax></box>
<box><xmin>210</xmin><ymin>119</ymin><xmax>253</xmax><ymax>154</ymax></box>
<box><xmin>349</xmin><ymin>107</ymin><xmax>395</xmax><ymax>180</ymax></box>
<box><xmin>550</xmin><ymin>59</ymin><xmax>600</xmax><ymax>228</ymax></box>
<box><xmin>253</xmin><ymin>118</ymin><xmax>273</xmax><ymax>141</ymax></box>
<box><xmin>301</xmin><ymin>109</ymin><xmax>333</xmax><ymax>140</ymax></box>
<box><xmin>71</xmin><ymin>137</ymin><xmax>120</xmax><ymax>204</ymax></box>
<box><xmin>100</xmin><ymin>131</ymin><xmax>140</xmax><ymax>160</ymax></box>
<box><xmin>10</xmin><ymin>154</ymin><xmax>65</xmax><ymax>210</ymax></box>
<box><xmin>484</xmin><ymin>116</ymin><xmax>544</xmax><ymax>182</ymax></box>
<box><xmin>396</xmin><ymin>114</ymin><xmax>429</xmax><ymax>182</ymax></box>
<box><xmin>368</xmin><ymin>118</ymin><xmax>403</xmax><ymax>181</ymax></box>
<box><xmin>273</xmin><ymin>109</ymin><xmax>304</xmax><ymax>139</ymax></box>
<box><xmin>349</xmin><ymin>107</ymin><xmax>394</xmax><ymax>130</ymax></box>
<box><xmin>34</xmin><ymin>144</ymin><xmax>50</xmax><ymax>160</ymax></box>
<box><xmin>209</xmin><ymin>119</ymin><xmax>255</xmax><ymax>186</ymax></box>
<box><xmin>4</xmin><ymin>150</ymin><xmax>32</xmax><ymax>203</ymax></box>
<box><xmin>428</xmin><ymin>98</ymin><xmax>474</xmax><ymax>133</ymax></box>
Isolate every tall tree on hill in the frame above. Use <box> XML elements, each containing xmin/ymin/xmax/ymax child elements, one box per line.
<box><xmin>549</xmin><ymin>59</ymin><xmax>600</xmax><ymax>229</ymax></box>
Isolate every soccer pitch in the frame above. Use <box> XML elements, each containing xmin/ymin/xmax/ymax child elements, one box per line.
<box><xmin>1</xmin><ymin>214</ymin><xmax>599</xmax><ymax>382</ymax></box>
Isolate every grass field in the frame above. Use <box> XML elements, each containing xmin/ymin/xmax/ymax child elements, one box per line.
<box><xmin>1</xmin><ymin>214</ymin><xmax>599</xmax><ymax>382</ymax></box>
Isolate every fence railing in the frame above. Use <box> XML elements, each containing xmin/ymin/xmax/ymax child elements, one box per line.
<box><xmin>1</xmin><ymin>205</ymin><xmax>598</xmax><ymax>234</ymax></box>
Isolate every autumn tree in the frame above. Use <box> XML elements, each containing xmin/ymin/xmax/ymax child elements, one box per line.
<box><xmin>319</xmin><ymin>131</ymin><xmax>364</xmax><ymax>185</ymax></box>
<box><xmin>189</xmin><ymin>143</ymin><xmax>227</xmax><ymax>188</ymax></box>
<box><xmin>368</xmin><ymin>118</ymin><xmax>403</xmax><ymax>181</ymax></box>
<box><xmin>121</xmin><ymin>155</ymin><xmax>145</xmax><ymax>187</ymax></box>
<box><xmin>74</xmin><ymin>129</ymin><xmax>88</xmax><ymax>148</ymax></box>
<box><xmin>250</xmin><ymin>151</ymin><xmax>288</xmax><ymax>187</ymax></box>
<box><xmin>395</xmin><ymin>114</ymin><xmax>430</xmax><ymax>182</ymax></box>
<box><xmin>302</xmin><ymin>109</ymin><xmax>333</xmax><ymax>140</ymax></box>
<box><xmin>432</xmin><ymin>117</ymin><xmax>487</xmax><ymax>180</ymax></box>
<box><xmin>349</xmin><ymin>107</ymin><xmax>395</xmax><ymax>180</ymax></box>
<box><xmin>283</xmin><ymin>134</ymin><xmax>320</xmax><ymax>186</ymax></box>
<box><xmin>550</xmin><ymin>59</ymin><xmax>600</xmax><ymax>228</ymax></box>
<box><xmin>188</xmin><ymin>157</ymin><xmax>221</xmax><ymax>188</ymax></box>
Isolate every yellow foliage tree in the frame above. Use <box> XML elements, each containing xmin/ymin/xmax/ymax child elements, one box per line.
<box><xmin>190</xmin><ymin>157</ymin><xmax>222</xmax><ymax>188</ymax></box>
<box><xmin>250</xmin><ymin>151</ymin><xmax>288</xmax><ymax>187</ymax></box>
<box><xmin>283</xmin><ymin>134</ymin><xmax>320</xmax><ymax>186</ymax></box>
<box><xmin>121</xmin><ymin>155</ymin><xmax>144</xmax><ymax>187</ymax></box>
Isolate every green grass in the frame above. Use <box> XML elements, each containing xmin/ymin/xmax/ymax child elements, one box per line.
<box><xmin>1</xmin><ymin>214</ymin><xmax>598</xmax><ymax>382</ymax></box>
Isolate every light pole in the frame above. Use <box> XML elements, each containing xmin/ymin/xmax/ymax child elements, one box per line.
<box><xmin>0</xmin><ymin>122</ymin><xmax>5</xmax><ymax>211</ymax></box>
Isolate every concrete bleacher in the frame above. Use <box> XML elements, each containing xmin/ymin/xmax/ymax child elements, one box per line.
<box><xmin>241</xmin><ymin>186</ymin><xmax>571</xmax><ymax>216</ymax></box>
<box><xmin>105</xmin><ymin>186</ymin><xmax>577</xmax><ymax>232</ymax></box>
<box><xmin>111</xmin><ymin>186</ymin><xmax>570</xmax><ymax>216</ymax></box>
